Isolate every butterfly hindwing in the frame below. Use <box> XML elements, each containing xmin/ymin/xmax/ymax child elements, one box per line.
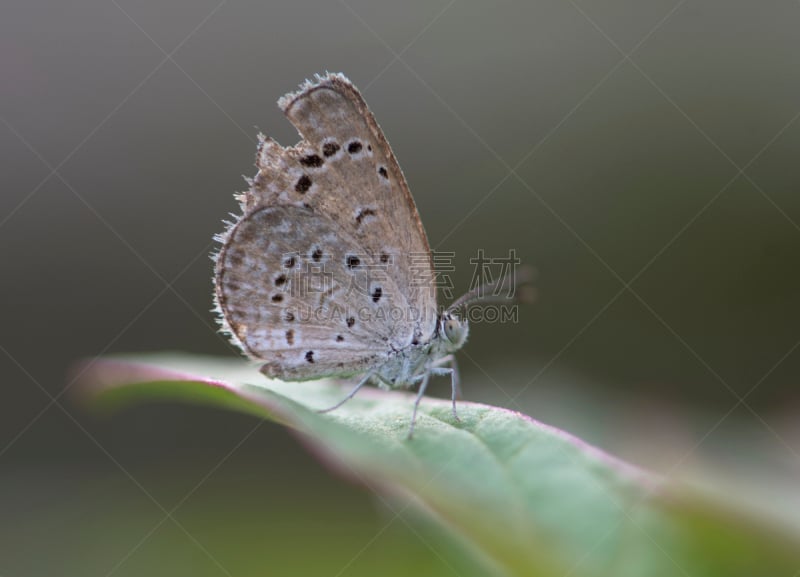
<box><xmin>216</xmin><ymin>205</ymin><xmax>413</xmax><ymax>379</ymax></box>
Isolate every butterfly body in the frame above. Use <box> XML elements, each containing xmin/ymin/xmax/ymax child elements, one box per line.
<box><xmin>370</xmin><ymin>312</ymin><xmax>468</xmax><ymax>390</ymax></box>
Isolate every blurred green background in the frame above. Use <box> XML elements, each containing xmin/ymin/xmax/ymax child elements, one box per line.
<box><xmin>2</xmin><ymin>0</ymin><xmax>800</xmax><ymax>574</ymax></box>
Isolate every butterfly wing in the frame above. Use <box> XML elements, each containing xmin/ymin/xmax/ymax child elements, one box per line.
<box><xmin>214</xmin><ymin>73</ymin><xmax>437</xmax><ymax>380</ymax></box>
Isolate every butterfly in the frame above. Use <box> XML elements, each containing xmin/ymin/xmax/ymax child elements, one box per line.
<box><xmin>214</xmin><ymin>73</ymin><xmax>528</xmax><ymax>438</ymax></box>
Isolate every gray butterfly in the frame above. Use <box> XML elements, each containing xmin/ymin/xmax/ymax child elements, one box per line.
<box><xmin>214</xmin><ymin>73</ymin><xmax>525</xmax><ymax>437</ymax></box>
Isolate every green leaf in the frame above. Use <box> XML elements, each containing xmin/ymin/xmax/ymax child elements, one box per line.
<box><xmin>77</xmin><ymin>353</ymin><xmax>800</xmax><ymax>577</ymax></box>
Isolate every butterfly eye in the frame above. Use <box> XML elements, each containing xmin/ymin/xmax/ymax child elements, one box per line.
<box><xmin>441</xmin><ymin>315</ymin><xmax>468</xmax><ymax>349</ymax></box>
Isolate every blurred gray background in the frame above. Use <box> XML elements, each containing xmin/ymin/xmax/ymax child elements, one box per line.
<box><xmin>2</xmin><ymin>0</ymin><xmax>800</xmax><ymax>575</ymax></box>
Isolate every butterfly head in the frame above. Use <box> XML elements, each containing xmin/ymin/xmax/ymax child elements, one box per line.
<box><xmin>438</xmin><ymin>310</ymin><xmax>469</xmax><ymax>353</ymax></box>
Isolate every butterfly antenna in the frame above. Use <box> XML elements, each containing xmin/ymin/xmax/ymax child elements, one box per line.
<box><xmin>447</xmin><ymin>266</ymin><xmax>536</xmax><ymax>313</ymax></box>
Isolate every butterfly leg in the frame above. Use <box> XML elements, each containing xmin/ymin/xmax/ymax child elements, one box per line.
<box><xmin>407</xmin><ymin>370</ymin><xmax>431</xmax><ymax>440</ymax></box>
<box><xmin>317</xmin><ymin>372</ymin><xmax>373</xmax><ymax>414</ymax></box>
<box><xmin>430</xmin><ymin>354</ymin><xmax>461</xmax><ymax>422</ymax></box>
